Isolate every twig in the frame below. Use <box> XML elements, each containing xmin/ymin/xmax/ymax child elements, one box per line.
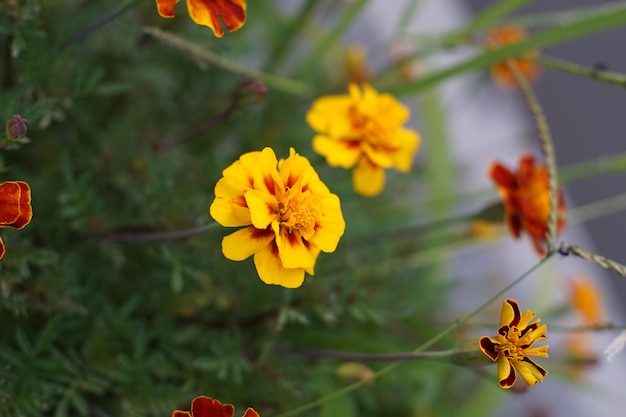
<box><xmin>559</xmin><ymin>242</ymin><xmax>626</xmax><ymax>278</ymax></box>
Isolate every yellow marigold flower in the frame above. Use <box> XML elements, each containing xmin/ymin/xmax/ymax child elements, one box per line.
<box><xmin>489</xmin><ymin>154</ymin><xmax>566</xmax><ymax>255</ymax></box>
<box><xmin>210</xmin><ymin>147</ymin><xmax>345</xmax><ymax>288</ymax></box>
<box><xmin>485</xmin><ymin>25</ymin><xmax>541</xmax><ymax>90</ymax></box>
<box><xmin>306</xmin><ymin>83</ymin><xmax>421</xmax><ymax>197</ymax></box>
<box><xmin>172</xmin><ymin>395</ymin><xmax>259</xmax><ymax>417</ymax></box>
<box><xmin>569</xmin><ymin>276</ymin><xmax>605</xmax><ymax>326</ymax></box>
<box><xmin>155</xmin><ymin>0</ymin><xmax>246</xmax><ymax>37</ymax></box>
<box><xmin>0</xmin><ymin>181</ymin><xmax>32</xmax><ymax>259</ymax></box>
<box><xmin>479</xmin><ymin>299</ymin><xmax>549</xmax><ymax>389</ymax></box>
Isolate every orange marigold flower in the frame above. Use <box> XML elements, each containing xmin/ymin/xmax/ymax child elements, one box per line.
<box><xmin>485</xmin><ymin>25</ymin><xmax>541</xmax><ymax>90</ymax></box>
<box><xmin>156</xmin><ymin>0</ymin><xmax>246</xmax><ymax>37</ymax></box>
<box><xmin>479</xmin><ymin>299</ymin><xmax>549</xmax><ymax>389</ymax></box>
<box><xmin>172</xmin><ymin>396</ymin><xmax>259</xmax><ymax>417</ymax></box>
<box><xmin>489</xmin><ymin>154</ymin><xmax>565</xmax><ymax>255</ymax></box>
<box><xmin>569</xmin><ymin>276</ymin><xmax>605</xmax><ymax>326</ymax></box>
<box><xmin>210</xmin><ymin>147</ymin><xmax>345</xmax><ymax>288</ymax></box>
<box><xmin>0</xmin><ymin>181</ymin><xmax>32</xmax><ymax>259</ymax></box>
<box><xmin>306</xmin><ymin>83</ymin><xmax>421</xmax><ymax>197</ymax></box>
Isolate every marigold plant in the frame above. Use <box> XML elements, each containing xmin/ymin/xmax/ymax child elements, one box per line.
<box><xmin>172</xmin><ymin>396</ymin><xmax>259</xmax><ymax>417</ymax></box>
<box><xmin>489</xmin><ymin>154</ymin><xmax>566</xmax><ymax>255</ymax></box>
<box><xmin>485</xmin><ymin>25</ymin><xmax>542</xmax><ymax>90</ymax></box>
<box><xmin>0</xmin><ymin>181</ymin><xmax>33</xmax><ymax>259</ymax></box>
<box><xmin>479</xmin><ymin>299</ymin><xmax>549</xmax><ymax>389</ymax></box>
<box><xmin>306</xmin><ymin>83</ymin><xmax>421</xmax><ymax>197</ymax></box>
<box><xmin>155</xmin><ymin>0</ymin><xmax>247</xmax><ymax>37</ymax></box>
<box><xmin>210</xmin><ymin>147</ymin><xmax>345</xmax><ymax>288</ymax></box>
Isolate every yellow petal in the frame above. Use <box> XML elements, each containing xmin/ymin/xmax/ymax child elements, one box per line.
<box><xmin>390</xmin><ymin>129</ymin><xmax>420</xmax><ymax>172</ymax></box>
<box><xmin>222</xmin><ymin>227</ymin><xmax>274</xmax><ymax>261</ymax></box>
<box><xmin>251</xmin><ymin>148</ymin><xmax>283</xmax><ymax>197</ymax></box>
<box><xmin>496</xmin><ymin>356</ymin><xmax>516</xmax><ymax>389</ymax></box>
<box><xmin>245</xmin><ymin>189</ymin><xmax>277</xmax><ymax>229</ymax></box>
<box><xmin>155</xmin><ymin>0</ymin><xmax>177</xmax><ymax>18</ymax></box>
<box><xmin>524</xmin><ymin>345</ymin><xmax>549</xmax><ymax>359</ymax></box>
<box><xmin>362</xmin><ymin>142</ymin><xmax>393</xmax><ymax>169</ymax></box>
<box><xmin>186</xmin><ymin>0</ymin><xmax>247</xmax><ymax>38</ymax></box>
<box><xmin>254</xmin><ymin>243</ymin><xmax>306</xmax><ymax>288</ymax></box>
<box><xmin>512</xmin><ymin>357</ymin><xmax>547</xmax><ymax>386</ymax></box>
<box><xmin>500</xmin><ymin>299</ymin><xmax>521</xmax><ymax>327</ymax></box>
<box><xmin>277</xmin><ymin>229</ymin><xmax>315</xmax><ymax>269</ymax></box>
<box><xmin>312</xmin><ymin>136</ymin><xmax>361</xmax><ymax>169</ymax></box>
<box><xmin>308</xmin><ymin>194</ymin><xmax>345</xmax><ymax>252</ymax></box>
<box><xmin>353</xmin><ymin>158</ymin><xmax>385</xmax><ymax>197</ymax></box>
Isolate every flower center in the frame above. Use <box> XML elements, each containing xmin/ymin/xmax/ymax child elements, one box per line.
<box><xmin>277</xmin><ymin>190</ymin><xmax>319</xmax><ymax>236</ymax></box>
<box><xmin>497</xmin><ymin>327</ymin><xmax>527</xmax><ymax>361</ymax></box>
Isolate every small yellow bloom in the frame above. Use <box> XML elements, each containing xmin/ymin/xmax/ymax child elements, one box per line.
<box><xmin>484</xmin><ymin>25</ymin><xmax>541</xmax><ymax>90</ymax></box>
<box><xmin>569</xmin><ymin>276</ymin><xmax>605</xmax><ymax>326</ymax></box>
<box><xmin>479</xmin><ymin>299</ymin><xmax>549</xmax><ymax>389</ymax></box>
<box><xmin>210</xmin><ymin>147</ymin><xmax>345</xmax><ymax>288</ymax></box>
<box><xmin>155</xmin><ymin>0</ymin><xmax>247</xmax><ymax>37</ymax></box>
<box><xmin>306</xmin><ymin>83</ymin><xmax>421</xmax><ymax>197</ymax></box>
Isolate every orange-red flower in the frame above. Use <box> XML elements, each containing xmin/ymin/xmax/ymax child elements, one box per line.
<box><xmin>156</xmin><ymin>0</ymin><xmax>247</xmax><ymax>37</ymax></box>
<box><xmin>172</xmin><ymin>396</ymin><xmax>259</xmax><ymax>417</ymax></box>
<box><xmin>485</xmin><ymin>25</ymin><xmax>541</xmax><ymax>90</ymax></box>
<box><xmin>0</xmin><ymin>181</ymin><xmax>32</xmax><ymax>259</ymax></box>
<box><xmin>489</xmin><ymin>154</ymin><xmax>565</xmax><ymax>255</ymax></box>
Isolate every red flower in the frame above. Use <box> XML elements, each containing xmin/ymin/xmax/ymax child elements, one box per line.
<box><xmin>156</xmin><ymin>0</ymin><xmax>247</xmax><ymax>37</ymax></box>
<box><xmin>0</xmin><ymin>181</ymin><xmax>32</xmax><ymax>259</ymax></box>
<box><xmin>172</xmin><ymin>396</ymin><xmax>259</xmax><ymax>417</ymax></box>
<box><xmin>489</xmin><ymin>155</ymin><xmax>565</xmax><ymax>255</ymax></box>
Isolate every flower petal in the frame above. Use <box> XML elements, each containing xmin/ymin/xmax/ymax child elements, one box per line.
<box><xmin>254</xmin><ymin>242</ymin><xmax>305</xmax><ymax>288</ymax></box>
<box><xmin>245</xmin><ymin>189</ymin><xmax>277</xmax><ymax>230</ymax></box>
<box><xmin>172</xmin><ymin>411</ymin><xmax>192</xmax><ymax>417</ymax></box>
<box><xmin>222</xmin><ymin>227</ymin><xmax>274</xmax><ymax>261</ymax></box>
<box><xmin>276</xmin><ymin>228</ymin><xmax>315</xmax><ymax>269</ymax></box>
<box><xmin>10</xmin><ymin>181</ymin><xmax>32</xmax><ymax>230</ymax></box>
<box><xmin>496</xmin><ymin>355</ymin><xmax>516</xmax><ymax>389</ymax></box>
<box><xmin>479</xmin><ymin>336</ymin><xmax>500</xmax><ymax>362</ymax></box>
<box><xmin>500</xmin><ymin>299</ymin><xmax>521</xmax><ymax>327</ymax></box>
<box><xmin>312</xmin><ymin>136</ymin><xmax>361</xmax><ymax>169</ymax></box>
<box><xmin>512</xmin><ymin>356</ymin><xmax>548</xmax><ymax>386</ymax></box>
<box><xmin>156</xmin><ymin>0</ymin><xmax>177</xmax><ymax>18</ymax></box>
<box><xmin>353</xmin><ymin>157</ymin><xmax>385</xmax><ymax>197</ymax></box>
<box><xmin>0</xmin><ymin>181</ymin><xmax>23</xmax><ymax>225</ymax></box>
<box><xmin>241</xmin><ymin>408</ymin><xmax>260</xmax><ymax>417</ymax></box>
<box><xmin>308</xmin><ymin>194</ymin><xmax>345</xmax><ymax>253</ymax></box>
<box><xmin>190</xmin><ymin>396</ymin><xmax>235</xmax><ymax>417</ymax></box>
<box><xmin>186</xmin><ymin>0</ymin><xmax>247</xmax><ymax>38</ymax></box>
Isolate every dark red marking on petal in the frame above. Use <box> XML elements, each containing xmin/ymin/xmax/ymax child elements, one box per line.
<box><xmin>499</xmin><ymin>361</ymin><xmax>517</xmax><ymax>388</ymax></box>
<box><xmin>505</xmin><ymin>299</ymin><xmax>521</xmax><ymax>327</ymax></box>
<box><xmin>479</xmin><ymin>337</ymin><xmax>499</xmax><ymax>361</ymax></box>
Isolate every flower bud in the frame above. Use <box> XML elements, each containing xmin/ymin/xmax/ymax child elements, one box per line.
<box><xmin>6</xmin><ymin>114</ymin><xmax>28</xmax><ymax>140</ymax></box>
<box><xmin>449</xmin><ymin>340</ymin><xmax>494</xmax><ymax>367</ymax></box>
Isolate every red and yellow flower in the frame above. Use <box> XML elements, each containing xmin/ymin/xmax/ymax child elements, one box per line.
<box><xmin>485</xmin><ymin>25</ymin><xmax>541</xmax><ymax>90</ymax></box>
<box><xmin>210</xmin><ymin>147</ymin><xmax>345</xmax><ymax>288</ymax></box>
<box><xmin>306</xmin><ymin>83</ymin><xmax>420</xmax><ymax>197</ymax></box>
<box><xmin>479</xmin><ymin>299</ymin><xmax>549</xmax><ymax>389</ymax></box>
<box><xmin>489</xmin><ymin>154</ymin><xmax>565</xmax><ymax>255</ymax></box>
<box><xmin>0</xmin><ymin>181</ymin><xmax>32</xmax><ymax>259</ymax></box>
<box><xmin>172</xmin><ymin>396</ymin><xmax>259</xmax><ymax>417</ymax></box>
<box><xmin>155</xmin><ymin>0</ymin><xmax>246</xmax><ymax>37</ymax></box>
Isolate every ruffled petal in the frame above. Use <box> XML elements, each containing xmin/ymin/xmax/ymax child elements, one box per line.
<box><xmin>156</xmin><ymin>0</ymin><xmax>178</xmax><ymax>18</ymax></box>
<box><xmin>11</xmin><ymin>181</ymin><xmax>32</xmax><ymax>230</ymax></box>
<box><xmin>190</xmin><ymin>396</ymin><xmax>235</xmax><ymax>417</ymax></box>
<box><xmin>245</xmin><ymin>189</ymin><xmax>277</xmax><ymax>230</ymax></box>
<box><xmin>187</xmin><ymin>0</ymin><xmax>247</xmax><ymax>38</ymax></box>
<box><xmin>254</xmin><ymin>242</ymin><xmax>305</xmax><ymax>288</ymax></box>
<box><xmin>478</xmin><ymin>336</ymin><xmax>500</xmax><ymax>362</ymax></box>
<box><xmin>222</xmin><ymin>226</ymin><xmax>274</xmax><ymax>261</ymax></box>
<box><xmin>497</xmin><ymin>356</ymin><xmax>516</xmax><ymax>389</ymax></box>
<box><xmin>0</xmin><ymin>181</ymin><xmax>23</xmax><ymax>225</ymax></box>
<box><xmin>353</xmin><ymin>157</ymin><xmax>385</xmax><ymax>197</ymax></box>
<box><xmin>500</xmin><ymin>299</ymin><xmax>521</xmax><ymax>327</ymax></box>
<box><xmin>312</xmin><ymin>136</ymin><xmax>362</xmax><ymax>169</ymax></box>
<box><xmin>390</xmin><ymin>128</ymin><xmax>420</xmax><ymax>172</ymax></box>
<box><xmin>277</xmin><ymin>228</ymin><xmax>315</xmax><ymax>269</ymax></box>
<box><xmin>512</xmin><ymin>357</ymin><xmax>547</xmax><ymax>386</ymax></box>
<box><xmin>308</xmin><ymin>194</ymin><xmax>345</xmax><ymax>252</ymax></box>
<box><xmin>241</xmin><ymin>408</ymin><xmax>260</xmax><ymax>417</ymax></box>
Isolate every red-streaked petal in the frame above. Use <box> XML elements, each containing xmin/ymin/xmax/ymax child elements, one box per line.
<box><xmin>512</xmin><ymin>356</ymin><xmax>547</xmax><ymax>386</ymax></box>
<box><xmin>172</xmin><ymin>411</ymin><xmax>193</xmax><ymax>417</ymax></box>
<box><xmin>191</xmin><ymin>396</ymin><xmax>235</xmax><ymax>417</ymax></box>
<box><xmin>276</xmin><ymin>228</ymin><xmax>315</xmax><ymax>269</ymax></box>
<box><xmin>245</xmin><ymin>189</ymin><xmax>277</xmax><ymax>230</ymax></box>
<box><xmin>489</xmin><ymin>162</ymin><xmax>517</xmax><ymax>190</ymax></box>
<box><xmin>0</xmin><ymin>181</ymin><xmax>22</xmax><ymax>225</ymax></box>
<box><xmin>222</xmin><ymin>226</ymin><xmax>274</xmax><ymax>261</ymax></box>
<box><xmin>241</xmin><ymin>408</ymin><xmax>260</xmax><ymax>417</ymax></box>
<box><xmin>501</xmin><ymin>299</ymin><xmax>521</xmax><ymax>327</ymax></box>
<box><xmin>187</xmin><ymin>0</ymin><xmax>247</xmax><ymax>38</ymax></box>
<box><xmin>10</xmin><ymin>181</ymin><xmax>32</xmax><ymax>230</ymax></box>
<box><xmin>156</xmin><ymin>0</ymin><xmax>178</xmax><ymax>17</ymax></box>
<box><xmin>479</xmin><ymin>336</ymin><xmax>499</xmax><ymax>362</ymax></box>
<box><xmin>497</xmin><ymin>356</ymin><xmax>516</xmax><ymax>389</ymax></box>
<box><xmin>254</xmin><ymin>241</ymin><xmax>305</xmax><ymax>288</ymax></box>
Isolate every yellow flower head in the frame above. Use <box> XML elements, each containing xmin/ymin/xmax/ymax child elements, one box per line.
<box><xmin>479</xmin><ymin>299</ymin><xmax>549</xmax><ymax>389</ymax></box>
<box><xmin>210</xmin><ymin>147</ymin><xmax>345</xmax><ymax>288</ymax></box>
<box><xmin>569</xmin><ymin>276</ymin><xmax>605</xmax><ymax>326</ymax></box>
<box><xmin>484</xmin><ymin>25</ymin><xmax>541</xmax><ymax>90</ymax></box>
<box><xmin>155</xmin><ymin>0</ymin><xmax>247</xmax><ymax>37</ymax></box>
<box><xmin>306</xmin><ymin>83</ymin><xmax>421</xmax><ymax>197</ymax></box>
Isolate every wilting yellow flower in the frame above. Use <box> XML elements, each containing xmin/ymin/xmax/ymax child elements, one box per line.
<box><xmin>0</xmin><ymin>181</ymin><xmax>33</xmax><ymax>259</ymax></box>
<box><xmin>479</xmin><ymin>299</ymin><xmax>549</xmax><ymax>389</ymax></box>
<box><xmin>306</xmin><ymin>83</ymin><xmax>421</xmax><ymax>197</ymax></box>
<box><xmin>485</xmin><ymin>25</ymin><xmax>541</xmax><ymax>90</ymax></box>
<box><xmin>210</xmin><ymin>147</ymin><xmax>345</xmax><ymax>288</ymax></box>
<box><xmin>172</xmin><ymin>395</ymin><xmax>259</xmax><ymax>417</ymax></box>
<box><xmin>569</xmin><ymin>276</ymin><xmax>605</xmax><ymax>326</ymax></box>
<box><xmin>155</xmin><ymin>0</ymin><xmax>246</xmax><ymax>37</ymax></box>
<box><xmin>489</xmin><ymin>154</ymin><xmax>566</xmax><ymax>255</ymax></box>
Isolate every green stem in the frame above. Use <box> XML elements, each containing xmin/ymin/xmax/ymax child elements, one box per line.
<box><xmin>560</xmin><ymin>151</ymin><xmax>626</xmax><ymax>183</ymax></box>
<box><xmin>539</xmin><ymin>55</ymin><xmax>626</xmax><ymax>88</ymax></box>
<box><xmin>508</xmin><ymin>62</ymin><xmax>559</xmax><ymax>253</ymax></box>
<box><xmin>142</xmin><ymin>27</ymin><xmax>315</xmax><ymax>97</ymax></box>
<box><xmin>569</xmin><ymin>191</ymin><xmax>626</xmax><ymax>225</ymax></box>
<box><xmin>273</xmin><ymin>255</ymin><xmax>553</xmax><ymax>417</ymax></box>
<box><xmin>281</xmin><ymin>348</ymin><xmax>457</xmax><ymax>362</ymax></box>
<box><xmin>559</xmin><ymin>243</ymin><xmax>626</xmax><ymax>279</ymax></box>
<box><xmin>508</xmin><ymin>2</ymin><xmax>626</xmax><ymax>29</ymax></box>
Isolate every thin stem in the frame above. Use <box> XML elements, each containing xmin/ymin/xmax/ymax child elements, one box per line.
<box><xmin>539</xmin><ymin>55</ymin><xmax>626</xmax><ymax>88</ymax></box>
<box><xmin>142</xmin><ymin>27</ymin><xmax>315</xmax><ymax>97</ymax></box>
<box><xmin>508</xmin><ymin>62</ymin><xmax>559</xmax><ymax>253</ymax></box>
<box><xmin>559</xmin><ymin>243</ymin><xmax>626</xmax><ymax>279</ymax></box>
<box><xmin>280</xmin><ymin>348</ymin><xmax>456</xmax><ymax>362</ymax></box>
<box><xmin>100</xmin><ymin>223</ymin><xmax>218</xmax><ymax>243</ymax></box>
<box><xmin>273</xmin><ymin>255</ymin><xmax>553</xmax><ymax>417</ymax></box>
